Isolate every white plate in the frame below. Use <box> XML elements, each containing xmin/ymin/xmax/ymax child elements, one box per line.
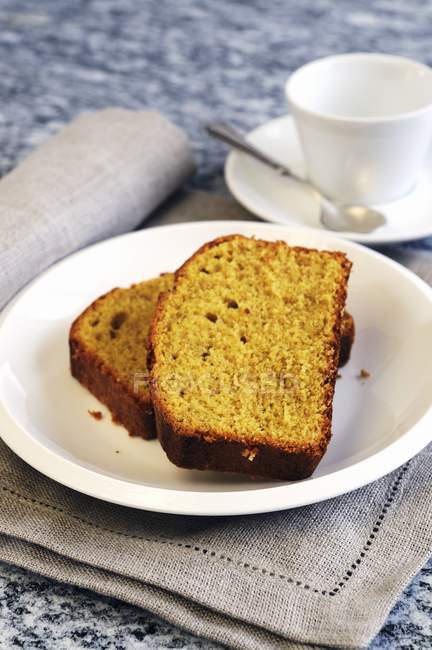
<box><xmin>225</xmin><ymin>115</ymin><xmax>432</xmax><ymax>245</ymax></box>
<box><xmin>0</xmin><ymin>221</ymin><xmax>431</xmax><ymax>516</ymax></box>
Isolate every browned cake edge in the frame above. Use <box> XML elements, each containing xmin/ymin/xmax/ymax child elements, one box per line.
<box><xmin>339</xmin><ymin>311</ymin><xmax>355</xmax><ymax>367</ymax></box>
<box><xmin>69</xmin><ymin>288</ymin><xmax>156</xmax><ymax>440</ymax></box>
<box><xmin>148</xmin><ymin>234</ymin><xmax>352</xmax><ymax>480</ymax></box>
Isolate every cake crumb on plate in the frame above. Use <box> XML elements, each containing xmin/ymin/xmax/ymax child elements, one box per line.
<box><xmin>88</xmin><ymin>409</ymin><xmax>103</xmax><ymax>421</ymax></box>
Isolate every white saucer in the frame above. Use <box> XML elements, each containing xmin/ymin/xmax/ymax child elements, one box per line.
<box><xmin>225</xmin><ymin>115</ymin><xmax>432</xmax><ymax>245</ymax></box>
<box><xmin>1</xmin><ymin>222</ymin><xmax>431</xmax><ymax>516</ymax></box>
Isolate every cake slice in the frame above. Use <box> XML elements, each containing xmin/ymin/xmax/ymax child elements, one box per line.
<box><xmin>70</xmin><ymin>274</ymin><xmax>173</xmax><ymax>439</ymax></box>
<box><xmin>149</xmin><ymin>235</ymin><xmax>352</xmax><ymax>480</ymax></box>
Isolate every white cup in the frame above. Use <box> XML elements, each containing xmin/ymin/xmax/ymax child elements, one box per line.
<box><xmin>285</xmin><ymin>53</ymin><xmax>432</xmax><ymax>204</ymax></box>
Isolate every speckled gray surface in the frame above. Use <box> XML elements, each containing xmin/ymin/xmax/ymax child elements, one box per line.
<box><xmin>0</xmin><ymin>0</ymin><xmax>431</xmax><ymax>648</ymax></box>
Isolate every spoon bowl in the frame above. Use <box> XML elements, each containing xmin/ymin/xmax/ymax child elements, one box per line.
<box><xmin>320</xmin><ymin>198</ymin><xmax>387</xmax><ymax>233</ymax></box>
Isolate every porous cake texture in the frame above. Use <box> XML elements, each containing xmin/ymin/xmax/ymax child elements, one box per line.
<box><xmin>149</xmin><ymin>235</ymin><xmax>352</xmax><ymax>480</ymax></box>
<box><xmin>70</xmin><ymin>274</ymin><xmax>173</xmax><ymax>439</ymax></box>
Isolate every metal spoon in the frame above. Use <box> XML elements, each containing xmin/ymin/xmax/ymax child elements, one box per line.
<box><xmin>206</xmin><ymin>122</ymin><xmax>386</xmax><ymax>233</ymax></box>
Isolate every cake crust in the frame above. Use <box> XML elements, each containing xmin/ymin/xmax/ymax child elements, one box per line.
<box><xmin>339</xmin><ymin>311</ymin><xmax>355</xmax><ymax>367</ymax></box>
<box><xmin>149</xmin><ymin>235</ymin><xmax>352</xmax><ymax>480</ymax></box>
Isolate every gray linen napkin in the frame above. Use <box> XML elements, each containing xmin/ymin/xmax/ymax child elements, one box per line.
<box><xmin>0</xmin><ymin>191</ymin><xmax>431</xmax><ymax>650</ymax></box>
<box><xmin>0</xmin><ymin>108</ymin><xmax>195</xmax><ymax>310</ymax></box>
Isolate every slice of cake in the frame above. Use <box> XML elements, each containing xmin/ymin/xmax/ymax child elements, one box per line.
<box><xmin>149</xmin><ymin>235</ymin><xmax>352</xmax><ymax>480</ymax></box>
<box><xmin>70</xmin><ymin>274</ymin><xmax>173</xmax><ymax>439</ymax></box>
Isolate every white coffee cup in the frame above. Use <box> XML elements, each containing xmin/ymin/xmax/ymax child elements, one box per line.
<box><xmin>285</xmin><ymin>53</ymin><xmax>432</xmax><ymax>204</ymax></box>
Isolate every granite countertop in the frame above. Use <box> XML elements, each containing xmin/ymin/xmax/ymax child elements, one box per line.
<box><xmin>0</xmin><ymin>0</ymin><xmax>431</xmax><ymax>647</ymax></box>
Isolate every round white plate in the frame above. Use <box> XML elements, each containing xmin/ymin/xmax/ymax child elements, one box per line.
<box><xmin>225</xmin><ymin>115</ymin><xmax>432</xmax><ymax>245</ymax></box>
<box><xmin>0</xmin><ymin>221</ymin><xmax>431</xmax><ymax>516</ymax></box>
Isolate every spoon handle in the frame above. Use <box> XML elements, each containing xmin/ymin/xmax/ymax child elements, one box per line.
<box><xmin>206</xmin><ymin>122</ymin><xmax>304</xmax><ymax>183</ymax></box>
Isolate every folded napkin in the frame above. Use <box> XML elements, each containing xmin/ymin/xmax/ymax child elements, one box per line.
<box><xmin>0</xmin><ymin>191</ymin><xmax>431</xmax><ymax>650</ymax></box>
<box><xmin>0</xmin><ymin>108</ymin><xmax>195</xmax><ymax>310</ymax></box>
